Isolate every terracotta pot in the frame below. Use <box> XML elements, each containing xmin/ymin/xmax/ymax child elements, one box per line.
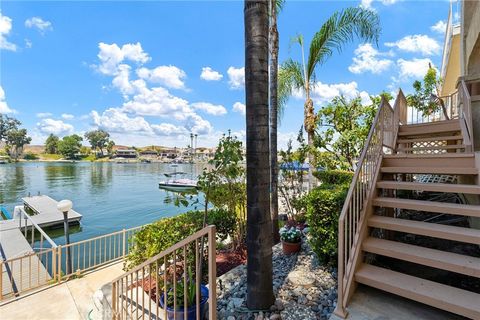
<box><xmin>281</xmin><ymin>240</ymin><xmax>301</xmax><ymax>254</ymax></box>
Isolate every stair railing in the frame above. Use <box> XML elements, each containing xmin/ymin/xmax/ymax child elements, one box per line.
<box><xmin>458</xmin><ymin>80</ymin><xmax>474</xmax><ymax>152</ymax></box>
<box><xmin>111</xmin><ymin>225</ymin><xmax>217</xmax><ymax>320</ymax></box>
<box><xmin>335</xmin><ymin>93</ymin><xmax>404</xmax><ymax>318</ymax></box>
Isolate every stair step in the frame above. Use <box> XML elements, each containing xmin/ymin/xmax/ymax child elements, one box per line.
<box><xmin>355</xmin><ymin>264</ymin><xmax>480</xmax><ymax>319</ymax></box>
<box><xmin>363</xmin><ymin>238</ymin><xmax>480</xmax><ymax>277</ymax></box>
<box><xmin>368</xmin><ymin>215</ymin><xmax>480</xmax><ymax>245</ymax></box>
<box><xmin>377</xmin><ymin>181</ymin><xmax>480</xmax><ymax>194</ymax></box>
<box><xmin>398</xmin><ymin>120</ymin><xmax>461</xmax><ymax>137</ymax></box>
<box><xmin>373</xmin><ymin>197</ymin><xmax>480</xmax><ymax>217</ymax></box>
<box><xmin>382</xmin><ymin>154</ymin><xmax>475</xmax><ymax>168</ymax></box>
<box><xmin>397</xmin><ymin>135</ymin><xmax>463</xmax><ymax>144</ymax></box>
<box><xmin>381</xmin><ymin>166</ymin><xmax>478</xmax><ymax>175</ymax></box>
<box><xmin>397</xmin><ymin>145</ymin><xmax>466</xmax><ymax>152</ymax></box>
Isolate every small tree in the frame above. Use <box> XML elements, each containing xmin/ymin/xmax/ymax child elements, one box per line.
<box><xmin>45</xmin><ymin>134</ymin><xmax>59</xmax><ymax>154</ymax></box>
<box><xmin>407</xmin><ymin>65</ymin><xmax>448</xmax><ymax>120</ymax></box>
<box><xmin>0</xmin><ymin>114</ymin><xmax>21</xmax><ymax>142</ymax></box>
<box><xmin>84</xmin><ymin>129</ymin><xmax>111</xmax><ymax>157</ymax></box>
<box><xmin>58</xmin><ymin>134</ymin><xmax>83</xmax><ymax>159</ymax></box>
<box><xmin>314</xmin><ymin>93</ymin><xmax>390</xmax><ymax>171</ymax></box>
<box><xmin>106</xmin><ymin>140</ymin><xmax>115</xmax><ymax>155</ymax></box>
<box><xmin>6</xmin><ymin>128</ymin><xmax>31</xmax><ymax>160</ymax></box>
<box><xmin>278</xmin><ymin>128</ymin><xmax>308</xmax><ymax>220</ymax></box>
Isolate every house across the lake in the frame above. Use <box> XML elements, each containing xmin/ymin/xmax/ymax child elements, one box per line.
<box><xmin>115</xmin><ymin>149</ymin><xmax>137</xmax><ymax>159</ymax></box>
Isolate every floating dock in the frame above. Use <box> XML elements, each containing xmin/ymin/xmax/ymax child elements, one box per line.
<box><xmin>22</xmin><ymin>195</ymin><xmax>82</xmax><ymax>228</ymax></box>
<box><xmin>0</xmin><ymin>195</ymin><xmax>82</xmax><ymax>298</ymax></box>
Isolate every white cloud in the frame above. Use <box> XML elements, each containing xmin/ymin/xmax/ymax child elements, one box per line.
<box><xmin>184</xmin><ymin>114</ymin><xmax>213</xmax><ymax>135</ymax></box>
<box><xmin>349</xmin><ymin>43</ymin><xmax>393</xmax><ymax>74</ymax></box>
<box><xmin>294</xmin><ymin>81</ymin><xmax>371</xmax><ymax>106</ymax></box>
<box><xmin>0</xmin><ymin>86</ymin><xmax>16</xmax><ymax>114</ymax></box>
<box><xmin>232</xmin><ymin>102</ymin><xmax>246</xmax><ymax>115</ymax></box>
<box><xmin>121</xmin><ymin>86</ymin><xmax>191</xmax><ymax>120</ymax></box>
<box><xmin>396</xmin><ymin>58</ymin><xmax>434</xmax><ymax>80</ymax></box>
<box><xmin>385</xmin><ymin>34</ymin><xmax>441</xmax><ymax>56</ymax></box>
<box><xmin>0</xmin><ymin>13</ymin><xmax>17</xmax><ymax>51</ymax></box>
<box><xmin>97</xmin><ymin>42</ymin><xmax>150</xmax><ymax>76</ymax></box>
<box><xmin>36</xmin><ymin>112</ymin><xmax>53</xmax><ymax>118</ymax></box>
<box><xmin>91</xmin><ymin>108</ymin><xmax>153</xmax><ymax>135</ymax></box>
<box><xmin>151</xmin><ymin>123</ymin><xmax>187</xmax><ymax>136</ymax></box>
<box><xmin>61</xmin><ymin>113</ymin><xmax>74</xmax><ymax>120</ymax></box>
<box><xmin>361</xmin><ymin>0</ymin><xmax>398</xmax><ymax>9</ymax></box>
<box><xmin>191</xmin><ymin>102</ymin><xmax>227</xmax><ymax>116</ymax></box>
<box><xmin>25</xmin><ymin>39</ymin><xmax>32</xmax><ymax>48</ymax></box>
<box><xmin>200</xmin><ymin>67</ymin><xmax>223</xmax><ymax>81</ymax></box>
<box><xmin>137</xmin><ymin>65</ymin><xmax>187</xmax><ymax>90</ymax></box>
<box><xmin>25</xmin><ymin>17</ymin><xmax>52</xmax><ymax>34</ymax></box>
<box><xmin>37</xmin><ymin>118</ymin><xmax>74</xmax><ymax>136</ymax></box>
<box><xmin>227</xmin><ymin>66</ymin><xmax>245</xmax><ymax>89</ymax></box>
<box><xmin>431</xmin><ymin>20</ymin><xmax>447</xmax><ymax>34</ymax></box>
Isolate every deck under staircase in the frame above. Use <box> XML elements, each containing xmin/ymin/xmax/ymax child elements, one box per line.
<box><xmin>335</xmin><ymin>83</ymin><xmax>480</xmax><ymax>319</ymax></box>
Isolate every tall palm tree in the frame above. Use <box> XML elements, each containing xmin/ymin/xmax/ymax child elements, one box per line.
<box><xmin>244</xmin><ymin>0</ymin><xmax>275</xmax><ymax>310</ymax></box>
<box><xmin>279</xmin><ymin>7</ymin><xmax>380</xmax><ymax>189</ymax></box>
<box><xmin>269</xmin><ymin>0</ymin><xmax>284</xmax><ymax>244</ymax></box>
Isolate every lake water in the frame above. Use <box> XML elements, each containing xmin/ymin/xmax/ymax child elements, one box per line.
<box><xmin>0</xmin><ymin>161</ymin><xmax>204</xmax><ymax>244</ymax></box>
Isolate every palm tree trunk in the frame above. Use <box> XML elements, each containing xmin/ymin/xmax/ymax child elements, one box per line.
<box><xmin>245</xmin><ymin>0</ymin><xmax>275</xmax><ymax>310</ymax></box>
<box><xmin>269</xmin><ymin>0</ymin><xmax>280</xmax><ymax>244</ymax></box>
<box><xmin>304</xmin><ymin>88</ymin><xmax>316</xmax><ymax>190</ymax></box>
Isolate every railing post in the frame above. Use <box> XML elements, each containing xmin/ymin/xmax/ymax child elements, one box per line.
<box><xmin>122</xmin><ymin>229</ymin><xmax>126</xmax><ymax>257</ymax></box>
<box><xmin>208</xmin><ymin>226</ymin><xmax>217</xmax><ymax>320</ymax></box>
<box><xmin>0</xmin><ymin>261</ymin><xmax>3</xmax><ymax>301</ymax></box>
<box><xmin>52</xmin><ymin>246</ymin><xmax>57</xmax><ymax>282</ymax></box>
<box><xmin>57</xmin><ymin>245</ymin><xmax>62</xmax><ymax>283</ymax></box>
<box><xmin>112</xmin><ymin>281</ymin><xmax>117</xmax><ymax>320</ymax></box>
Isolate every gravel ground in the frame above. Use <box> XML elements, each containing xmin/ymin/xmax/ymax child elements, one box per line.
<box><xmin>216</xmin><ymin>240</ymin><xmax>338</xmax><ymax>320</ymax></box>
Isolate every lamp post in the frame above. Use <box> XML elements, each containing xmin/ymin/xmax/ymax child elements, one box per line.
<box><xmin>57</xmin><ymin>199</ymin><xmax>73</xmax><ymax>275</ymax></box>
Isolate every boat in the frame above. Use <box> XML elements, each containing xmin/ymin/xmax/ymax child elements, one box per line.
<box><xmin>159</xmin><ymin>173</ymin><xmax>199</xmax><ymax>192</ymax></box>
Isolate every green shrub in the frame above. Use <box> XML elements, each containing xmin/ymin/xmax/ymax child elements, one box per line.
<box><xmin>124</xmin><ymin>209</ymin><xmax>236</xmax><ymax>270</ymax></box>
<box><xmin>23</xmin><ymin>152</ymin><xmax>39</xmax><ymax>160</ymax></box>
<box><xmin>313</xmin><ymin>170</ymin><xmax>353</xmax><ymax>185</ymax></box>
<box><xmin>206</xmin><ymin>208</ymin><xmax>236</xmax><ymax>242</ymax></box>
<box><xmin>302</xmin><ymin>171</ymin><xmax>352</xmax><ymax>264</ymax></box>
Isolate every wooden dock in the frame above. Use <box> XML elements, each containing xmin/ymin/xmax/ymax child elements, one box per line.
<box><xmin>22</xmin><ymin>195</ymin><xmax>82</xmax><ymax>228</ymax></box>
<box><xmin>0</xmin><ymin>220</ymin><xmax>51</xmax><ymax>298</ymax></box>
<box><xmin>0</xmin><ymin>195</ymin><xmax>82</xmax><ymax>299</ymax></box>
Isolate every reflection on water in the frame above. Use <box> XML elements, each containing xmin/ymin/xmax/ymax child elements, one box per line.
<box><xmin>0</xmin><ymin>162</ymin><xmax>204</xmax><ymax>244</ymax></box>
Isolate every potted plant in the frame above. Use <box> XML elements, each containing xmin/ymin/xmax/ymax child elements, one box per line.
<box><xmin>159</xmin><ymin>268</ymin><xmax>209</xmax><ymax>320</ymax></box>
<box><xmin>279</xmin><ymin>226</ymin><xmax>302</xmax><ymax>254</ymax></box>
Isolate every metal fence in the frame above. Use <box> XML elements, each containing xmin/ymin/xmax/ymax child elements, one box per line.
<box><xmin>111</xmin><ymin>226</ymin><xmax>217</xmax><ymax>320</ymax></box>
<box><xmin>0</xmin><ymin>219</ymin><xmax>143</xmax><ymax>302</ymax></box>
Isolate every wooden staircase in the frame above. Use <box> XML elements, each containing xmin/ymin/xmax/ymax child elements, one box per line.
<box><xmin>335</xmin><ymin>87</ymin><xmax>480</xmax><ymax>319</ymax></box>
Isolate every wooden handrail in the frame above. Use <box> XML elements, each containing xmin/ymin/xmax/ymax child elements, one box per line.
<box><xmin>335</xmin><ymin>92</ymin><xmax>402</xmax><ymax>317</ymax></box>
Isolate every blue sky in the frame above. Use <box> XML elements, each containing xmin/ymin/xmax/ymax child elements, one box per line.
<box><xmin>1</xmin><ymin>0</ymin><xmax>455</xmax><ymax>148</ymax></box>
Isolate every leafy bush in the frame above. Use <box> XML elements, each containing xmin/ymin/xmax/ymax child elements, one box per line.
<box><xmin>206</xmin><ymin>208</ymin><xmax>236</xmax><ymax>242</ymax></box>
<box><xmin>300</xmin><ymin>171</ymin><xmax>352</xmax><ymax>264</ymax></box>
<box><xmin>23</xmin><ymin>152</ymin><xmax>39</xmax><ymax>160</ymax></box>
<box><xmin>124</xmin><ymin>209</ymin><xmax>236</xmax><ymax>270</ymax></box>
<box><xmin>313</xmin><ymin>170</ymin><xmax>353</xmax><ymax>185</ymax></box>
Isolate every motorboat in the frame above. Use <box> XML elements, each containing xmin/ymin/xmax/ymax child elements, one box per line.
<box><xmin>159</xmin><ymin>172</ymin><xmax>199</xmax><ymax>192</ymax></box>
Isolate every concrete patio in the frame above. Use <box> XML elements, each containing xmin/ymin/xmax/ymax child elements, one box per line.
<box><xmin>0</xmin><ymin>261</ymin><xmax>124</xmax><ymax>320</ymax></box>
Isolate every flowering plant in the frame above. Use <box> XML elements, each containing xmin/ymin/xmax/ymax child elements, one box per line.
<box><xmin>279</xmin><ymin>226</ymin><xmax>302</xmax><ymax>243</ymax></box>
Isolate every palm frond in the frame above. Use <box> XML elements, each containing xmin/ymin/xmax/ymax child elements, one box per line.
<box><xmin>306</xmin><ymin>7</ymin><xmax>380</xmax><ymax>79</ymax></box>
<box><xmin>276</xmin><ymin>0</ymin><xmax>285</xmax><ymax>14</ymax></box>
<box><xmin>290</xmin><ymin>33</ymin><xmax>304</xmax><ymax>50</ymax></box>
<box><xmin>277</xmin><ymin>59</ymin><xmax>305</xmax><ymax>123</ymax></box>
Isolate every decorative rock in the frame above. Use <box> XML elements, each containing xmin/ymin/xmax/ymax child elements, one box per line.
<box><xmin>216</xmin><ymin>241</ymin><xmax>337</xmax><ymax>320</ymax></box>
<box><xmin>286</xmin><ymin>270</ymin><xmax>316</xmax><ymax>288</ymax></box>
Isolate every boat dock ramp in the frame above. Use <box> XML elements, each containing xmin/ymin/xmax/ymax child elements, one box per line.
<box><xmin>0</xmin><ymin>195</ymin><xmax>82</xmax><ymax>299</ymax></box>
